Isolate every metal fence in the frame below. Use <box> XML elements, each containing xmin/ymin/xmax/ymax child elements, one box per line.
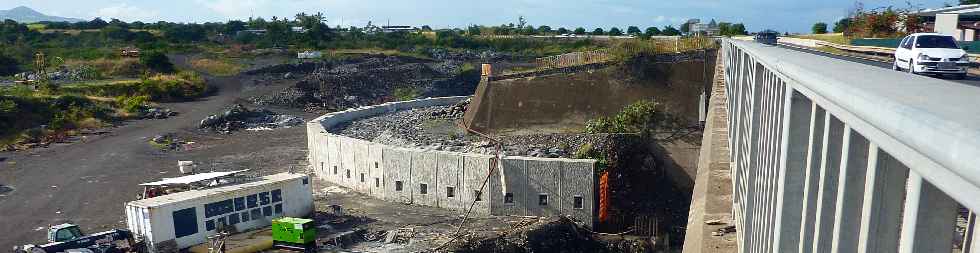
<box><xmin>722</xmin><ymin>38</ymin><xmax>980</xmax><ymax>252</ymax></box>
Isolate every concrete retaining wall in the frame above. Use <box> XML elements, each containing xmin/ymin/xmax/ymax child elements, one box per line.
<box><xmin>308</xmin><ymin>96</ymin><xmax>598</xmax><ymax>227</ymax></box>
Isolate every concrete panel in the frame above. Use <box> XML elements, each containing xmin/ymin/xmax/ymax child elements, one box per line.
<box><xmin>436</xmin><ymin>152</ymin><xmax>464</xmax><ymax>211</ymax></box>
<box><xmin>410</xmin><ymin>151</ymin><xmax>438</xmax><ymax>207</ymax></box>
<box><xmin>368</xmin><ymin>144</ymin><xmax>385</xmax><ymax>199</ymax></box>
<box><xmin>492</xmin><ymin>158</ymin><xmax>528</xmax><ymax>216</ymax></box>
<box><xmin>525</xmin><ymin>158</ymin><xmax>562</xmax><ymax>217</ymax></box>
<box><xmin>463</xmin><ymin>154</ymin><xmax>494</xmax><ymax>215</ymax></box>
<box><xmin>353</xmin><ymin>139</ymin><xmax>371</xmax><ymax>193</ymax></box>
<box><xmin>560</xmin><ymin>160</ymin><xmax>595</xmax><ymax>227</ymax></box>
<box><xmin>383</xmin><ymin>147</ymin><xmax>412</xmax><ymax>204</ymax></box>
<box><xmin>340</xmin><ymin>137</ymin><xmax>357</xmax><ymax>188</ymax></box>
<box><xmin>326</xmin><ymin>135</ymin><xmax>342</xmax><ymax>184</ymax></box>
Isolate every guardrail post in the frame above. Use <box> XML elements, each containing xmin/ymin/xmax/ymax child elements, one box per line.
<box><xmin>830</xmin><ymin>128</ymin><xmax>871</xmax><ymax>253</ymax></box>
<box><xmin>772</xmin><ymin>89</ymin><xmax>813</xmax><ymax>253</ymax></box>
<box><xmin>798</xmin><ymin>104</ymin><xmax>826</xmax><ymax>253</ymax></box>
<box><xmin>856</xmin><ymin>149</ymin><xmax>908</xmax><ymax>253</ymax></box>
<box><xmin>810</xmin><ymin>116</ymin><xmax>845</xmax><ymax>253</ymax></box>
<box><xmin>898</xmin><ymin>172</ymin><xmax>958</xmax><ymax>253</ymax></box>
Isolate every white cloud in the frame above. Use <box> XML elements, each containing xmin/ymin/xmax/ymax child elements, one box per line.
<box><xmin>195</xmin><ymin>0</ymin><xmax>271</xmax><ymax>19</ymax></box>
<box><xmin>92</xmin><ymin>3</ymin><xmax>160</xmax><ymax>22</ymax></box>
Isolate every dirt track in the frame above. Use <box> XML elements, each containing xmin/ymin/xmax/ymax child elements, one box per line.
<box><xmin>0</xmin><ymin>57</ymin><xmax>311</xmax><ymax>248</ymax></box>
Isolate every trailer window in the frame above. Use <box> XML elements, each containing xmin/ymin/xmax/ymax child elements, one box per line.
<box><xmin>274</xmin><ymin>204</ymin><xmax>283</xmax><ymax>214</ymax></box>
<box><xmin>247</xmin><ymin>194</ymin><xmax>258</xmax><ymax>208</ymax></box>
<box><xmin>474</xmin><ymin>190</ymin><xmax>483</xmax><ymax>201</ymax></box>
<box><xmin>228</xmin><ymin>213</ymin><xmax>240</xmax><ymax>225</ymax></box>
<box><xmin>395</xmin><ymin>181</ymin><xmax>403</xmax><ymax>191</ymax></box>
<box><xmin>574</xmin><ymin>196</ymin><xmax>584</xmax><ymax>209</ymax></box>
<box><xmin>538</xmin><ymin>194</ymin><xmax>548</xmax><ymax>206</ymax></box>
<box><xmin>263</xmin><ymin>206</ymin><xmax>273</xmax><ymax>217</ymax></box>
<box><xmin>172</xmin><ymin>207</ymin><xmax>199</xmax><ymax>238</ymax></box>
<box><xmin>241</xmin><ymin>211</ymin><xmax>250</xmax><ymax>222</ymax></box>
<box><xmin>447</xmin><ymin>187</ymin><xmax>455</xmax><ymax>198</ymax></box>
<box><xmin>259</xmin><ymin>192</ymin><xmax>270</xmax><ymax>205</ymax></box>
<box><xmin>205</xmin><ymin>219</ymin><xmax>215</xmax><ymax>231</ymax></box>
<box><xmin>504</xmin><ymin>193</ymin><xmax>514</xmax><ymax>204</ymax></box>
<box><xmin>250</xmin><ymin>209</ymin><xmax>262</xmax><ymax>220</ymax></box>
<box><xmin>271</xmin><ymin>189</ymin><xmax>282</xmax><ymax>203</ymax></box>
<box><xmin>205</xmin><ymin>199</ymin><xmax>234</xmax><ymax>218</ymax></box>
<box><xmin>234</xmin><ymin>197</ymin><xmax>245</xmax><ymax>211</ymax></box>
<box><xmin>419</xmin><ymin>184</ymin><xmax>428</xmax><ymax>194</ymax></box>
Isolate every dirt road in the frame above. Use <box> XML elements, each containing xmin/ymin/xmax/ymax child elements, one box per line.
<box><xmin>0</xmin><ymin>65</ymin><xmax>310</xmax><ymax>248</ymax></box>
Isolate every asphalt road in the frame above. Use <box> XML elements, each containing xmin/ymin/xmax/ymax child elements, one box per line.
<box><xmin>777</xmin><ymin>44</ymin><xmax>980</xmax><ymax>87</ymax></box>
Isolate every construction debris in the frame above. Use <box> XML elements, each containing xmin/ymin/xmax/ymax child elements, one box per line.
<box><xmin>198</xmin><ymin>104</ymin><xmax>303</xmax><ymax>133</ymax></box>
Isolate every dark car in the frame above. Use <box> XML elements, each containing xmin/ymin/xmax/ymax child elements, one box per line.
<box><xmin>755</xmin><ymin>30</ymin><xmax>779</xmax><ymax>45</ymax></box>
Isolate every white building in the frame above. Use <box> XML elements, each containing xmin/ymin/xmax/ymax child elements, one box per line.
<box><xmin>913</xmin><ymin>4</ymin><xmax>980</xmax><ymax>41</ymax></box>
<box><xmin>125</xmin><ymin>173</ymin><xmax>314</xmax><ymax>253</ymax></box>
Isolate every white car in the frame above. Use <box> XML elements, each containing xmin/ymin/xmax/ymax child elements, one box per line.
<box><xmin>894</xmin><ymin>33</ymin><xmax>971</xmax><ymax>79</ymax></box>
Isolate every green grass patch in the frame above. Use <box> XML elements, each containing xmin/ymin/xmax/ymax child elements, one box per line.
<box><xmin>392</xmin><ymin>87</ymin><xmax>421</xmax><ymax>101</ymax></box>
<box><xmin>792</xmin><ymin>33</ymin><xmax>850</xmax><ymax>45</ymax></box>
<box><xmin>189</xmin><ymin>58</ymin><xmax>243</xmax><ymax>76</ymax></box>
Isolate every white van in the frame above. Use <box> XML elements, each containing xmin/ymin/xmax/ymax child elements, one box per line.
<box><xmin>894</xmin><ymin>33</ymin><xmax>970</xmax><ymax>79</ymax></box>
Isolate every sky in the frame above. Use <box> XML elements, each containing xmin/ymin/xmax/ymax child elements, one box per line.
<box><xmin>0</xmin><ymin>0</ymin><xmax>960</xmax><ymax>33</ymax></box>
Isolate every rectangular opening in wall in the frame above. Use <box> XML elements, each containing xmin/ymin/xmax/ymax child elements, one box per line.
<box><xmin>333</xmin><ymin>166</ymin><xmax>338</xmax><ymax>174</ymax></box>
<box><xmin>346</xmin><ymin>169</ymin><xmax>350</xmax><ymax>178</ymax></box>
<box><xmin>474</xmin><ymin>190</ymin><xmax>483</xmax><ymax>201</ymax></box>
<box><xmin>447</xmin><ymin>187</ymin><xmax>455</xmax><ymax>198</ymax></box>
<box><xmin>504</xmin><ymin>193</ymin><xmax>514</xmax><ymax>204</ymax></box>
<box><xmin>538</xmin><ymin>194</ymin><xmax>548</xmax><ymax>206</ymax></box>
<box><xmin>172</xmin><ymin>207</ymin><xmax>198</xmax><ymax>238</ymax></box>
<box><xmin>574</xmin><ymin>196</ymin><xmax>584</xmax><ymax>209</ymax></box>
<box><xmin>420</xmin><ymin>184</ymin><xmax>428</xmax><ymax>194</ymax></box>
<box><xmin>375</xmin><ymin>162</ymin><xmax>379</xmax><ymax>168</ymax></box>
<box><xmin>395</xmin><ymin>181</ymin><xmax>403</xmax><ymax>191</ymax></box>
<box><xmin>360</xmin><ymin>173</ymin><xmax>365</xmax><ymax>183</ymax></box>
<box><xmin>375</xmin><ymin>178</ymin><xmax>380</xmax><ymax>188</ymax></box>
<box><xmin>302</xmin><ymin>177</ymin><xmax>309</xmax><ymax>185</ymax></box>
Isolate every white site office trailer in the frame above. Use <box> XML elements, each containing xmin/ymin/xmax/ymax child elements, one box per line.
<box><xmin>125</xmin><ymin>173</ymin><xmax>314</xmax><ymax>253</ymax></box>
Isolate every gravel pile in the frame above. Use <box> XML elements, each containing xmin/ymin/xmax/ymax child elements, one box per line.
<box><xmin>332</xmin><ymin>101</ymin><xmax>615</xmax><ymax>158</ymax></box>
<box><xmin>199</xmin><ymin>104</ymin><xmax>304</xmax><ymax>134</ymax></box>
<box><xmin>250</xmin><ymin>55</ymin><xmax>478</xmax><ymax>112</ymax></box>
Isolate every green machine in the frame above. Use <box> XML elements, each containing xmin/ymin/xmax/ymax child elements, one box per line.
<box><xmin>272</xmin><ymin>217</ymin><xmax>317</xmax><ymax>252</ymax></box>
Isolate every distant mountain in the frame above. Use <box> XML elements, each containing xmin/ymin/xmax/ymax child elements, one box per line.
<box><xmin>0</xmin><ymin>6</ymin><xmax>84</xmax><ymax>23</ymax></box>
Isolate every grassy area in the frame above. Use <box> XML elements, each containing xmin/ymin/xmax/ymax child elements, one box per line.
<box><xmin>792</xmin><ymin>33</ymin><xmax>850</xmax><ymax>45</ymax></box>
<box><xmin>0</xmin><ymin>72</ymin><xmax>207</xmax><ymax>148</ymax></box>
<box><xmin>26</xmin><ymin>23</ymin><xmax>46</xmax><ymax>31</ymax></box>
<box><xmin>189</xmin><ymin>58</ymin><xmax>243</xmax><ymax>76</ymax></box>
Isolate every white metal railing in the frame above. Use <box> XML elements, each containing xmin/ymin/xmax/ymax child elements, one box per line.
<box><xmin>722</xmin><ymin>38</ymin><xmax>980</xmax><ymax>253</ymax></box>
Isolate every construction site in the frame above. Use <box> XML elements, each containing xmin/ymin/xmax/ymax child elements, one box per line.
<box><xmin>1</xmin><ymin>36</ymin><xmax>718</xmax><ymax>253</ymax></box>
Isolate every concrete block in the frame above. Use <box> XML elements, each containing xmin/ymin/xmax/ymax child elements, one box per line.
<box><xmin>463</xmin><ymin>154</ymin><xmax>494</xmax><ymax>215</ymax></box>
<box><xmin>560</xmin><ymin>160</ymin><xmax>596</xmax><ymax>227</ymax></box>
<box><xmin>436</xmin><ymin>152</ymin><xmax>464</xmax><ymax>211</ymax></box>
<box><xmin>368</xmin><ymin>144</ymin><xmax>385</xmax><ymax>199</ymax></box>
<box><xmin>340</xmin><ymin>137</ymin><xmax>357</xmax><ymax>188</ymax></box>
<box><xmin>410</xmin><ymin>151</ymin><xmax>438</xmax><ymax>207</ymax></box>
<box><xmin>352</xmin><ymin>139</ymin><xmax>371</xmax><ymax>193</ymax></box>
<box><xmin>525</xmin><ymin>158</ymin><xmax>562</xmax><ymax>217</ymax></box>
<box><xmin>326</xmin><ymin>135</ymin><xmax>342</xmax><ymax>184</ymax></box>
<box><xmin>383</xmin><ymin>147</ymin><xmax>412</xmax><ymax>204</ymax></box>
<box><xmin>492</xmin><ymin>158</ymin><xmax>528</xmax><ymax>216</ymax></box>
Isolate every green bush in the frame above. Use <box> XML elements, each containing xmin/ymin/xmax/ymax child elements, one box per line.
<box><xmin>0</xmin><ymin>54</ymin><xmax>20</xmax><ymax>76</ymax></box>
<box><xmin>585</xmin><ymin>100</ymin><xmax>660</xmax><ymax>134</ymax></box>
<box><xmin>140</xmin><ymin>51</ymin><xmax>175</xmax><ymax>73</ymax></box>
<box><xmin>392</xmin><ymin>87</ymin><xmax>420</xmax><ymax>101</ymax></box>
<box><xmin>116</xmin><ymin>95</ymin><xmax>149</xmax><ymax>113</ymax></box>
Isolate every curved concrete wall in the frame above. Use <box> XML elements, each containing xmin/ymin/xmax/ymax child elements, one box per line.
<box><xmin>307</xmin><ymin>96</ymin><xmax>598</xmax><ymax>227</ymax></box>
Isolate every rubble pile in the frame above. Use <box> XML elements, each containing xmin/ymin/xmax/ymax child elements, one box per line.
<box><xmin>14</xmin><ymin>66</ymin><xmax>99</xmax><ymax>83</ymax></box>
<box><xmin>250</xmin><ymin>55</ymin><xmax>479</xmax><ymax>112</ymax></box>
<box><xmin>333</xmin><ymin>101</ymin><xmax>615</xmax><ymax>158</ymax></box>
<box><xmin>446</xmin><ymin>217</ymin><xmax>610</xmax><ymax>253</ymax></box>
<box><xmin>199</xmin><ymin>104</ymin><xmax>304</xmax><ymax>133</ymax></box>
<box><xmin>420</xmin><ymin>48</ymin><xmax>512</xmax><ymax>61</ymax></box>
<box><xmin>140</xmin><ymin>107</ymin><xmax>178</xmax><ymax>119</ymax></box>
